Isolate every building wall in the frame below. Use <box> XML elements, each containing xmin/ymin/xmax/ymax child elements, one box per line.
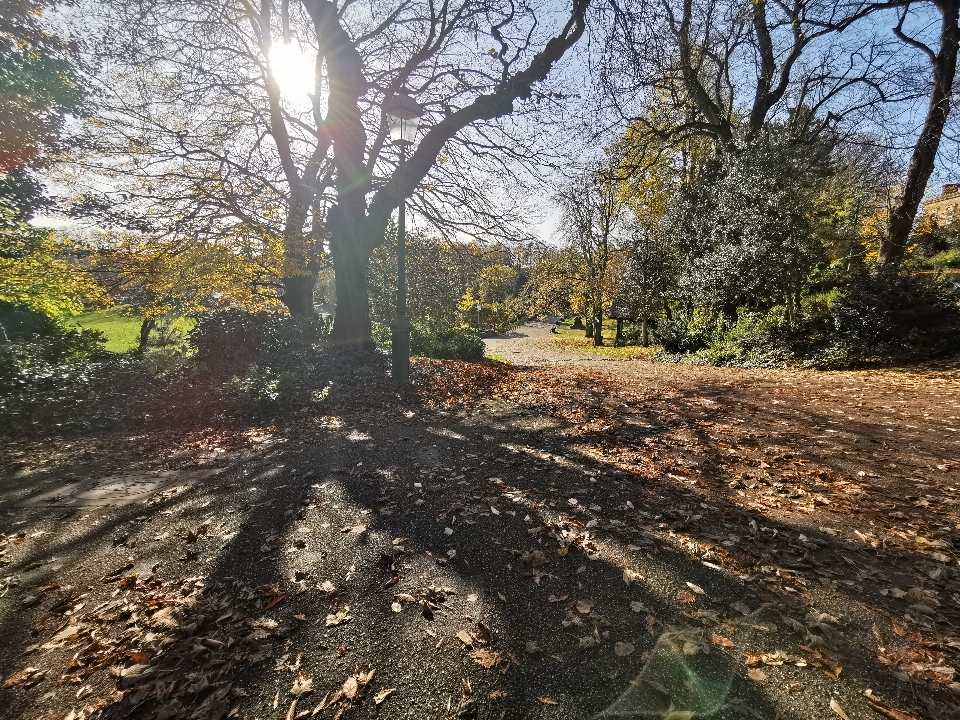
<box><xmin>922</xmin><ymin>186</ymin><xmax>960</xmax><ymax>225</ymax></box>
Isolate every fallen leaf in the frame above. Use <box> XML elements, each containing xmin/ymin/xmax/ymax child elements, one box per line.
<box><xmin>614</xmin><ymin>642</ymin><xmax>635</xmax><ymax>657</ymax></box>
<box><xmin>373</xmin><ymin>688</ymin><xmax>395</xmax><ymax>706</ymax></box>
<box><xmin>830</xmin><ymin>698</ymin><xmax>852</xmax><ymax>720</ymax></box>
<box><xmin>325</xmin><ymin>607</ymin><xmax>351</xmax><ymax>626</ymax></box>
<box><xmin>469</xmin><ymin>648</ymin><xmax>501</xmax><ymax>668</ymax></box>
<box><xmin>630</xmin><ymin>601</ymin><xmax>647</xmax><ymax>613</ymax></box>
<box><xmin>576</xmin><ymin>599</ymin><xmax>594</xmax><ymax>614</ymax></box>
<box><xmin>457</xmin><ymin>630</ymin><xmax>474</xmax><ymax>646</ymax></box>
<box><xmin>686</xmin><ymin>582</ymin><xmax>705</xmax><ymax>595</ymax></box>
<box><xmin>711</xmin><ymin>633</ymin><xmax>735</xmax><ymax>648</ymax></box>
<box><xmin>2</xmin><ymin>667</ymin><xmax>44</xmax><ymax>688</ymax></box>
<box><xmin>342</xmin><ymin>676</ymin><xmax>358</xmax><ymax>700</ymax></box>
<box><xmin>291</xmin><ymin>673</ymin><xmax>313</xmax><ymax>696</ymax></box>
<box><xmin>676</xmin><ymin>590</ymin><xmax>697</xmax><ymax>604</ymax></box>
<box><xmin>391</xmin><ymin>602</ymin><xmax>402</xmax><ymax>613</ymax></box>
<box><xmin>265</xmin><ymin>595</ymin><xmax>286</xmax><ymax>610</ymax></box>
<box><xmin>747</xmin><ymin>668</ymin><xmax>767</xmax><ymax>682</ymax></box>
<box><xmin>538</xmin><ymin>696</ymin><xmax>558</xmax><ymax>705</ymax></box>
<box><xmin>490</xmin><ymin>689</ymin><xmax>507</xmax><ymax>700</ymax></box>
<box><xmin>285</xmin><ymin>699</ymin><xmax>298</xmax><ymax>720</ymax></box>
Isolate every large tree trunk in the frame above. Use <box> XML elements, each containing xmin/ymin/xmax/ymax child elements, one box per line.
<box><xmin>884</xmin><ymin>1</ymin><xmax>960</xmax><ymax>263</ymax></box>
<box><xmin>280</xmin><ymin>194</ymin><xmax>317</xmax><ymax>316</ymax></box>
<box><xmin>593</xmin><ymin>312</ymin><xmax>604</xmax><ymax>347</ymax></box>
<box><xmin>641</xmin><ymin>317</ymin><xmax>649</xmax><ymax>347</ymax></box>
<box><xmin>280</xmin><ymin>274</ymin><xmax>316</xmax><ymax>316</ymax></box>
<box><xmin>329</xmin><ymin>211</ymin><xmax>385</xmax><ymax>348</ymax></box>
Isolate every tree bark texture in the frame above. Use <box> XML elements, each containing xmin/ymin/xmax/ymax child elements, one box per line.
<box><xmin>884</xmin><ymin>1</ymin><xmax>960</xmax><ymax>264</ymax></box>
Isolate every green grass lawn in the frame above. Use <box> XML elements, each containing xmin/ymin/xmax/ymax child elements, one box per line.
<box><xmin>67</xmin><ymin>307</ymin><xmax>194</xmax><ymax>352</ymax></box>
<box><xmin>552</xmin><ymin>325</ymin><xmax>661</xmax><ymax>359</ymax></box>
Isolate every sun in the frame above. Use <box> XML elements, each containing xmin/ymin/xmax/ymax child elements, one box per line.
<box><xmin>268</xmin><ymin>42</ymin><xmax>315</xmax><ymax>99</ymax></box>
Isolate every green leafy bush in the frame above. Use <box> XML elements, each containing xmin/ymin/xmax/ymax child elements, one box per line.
<box><xmin>189</xmin><ymin>310</ymin><xmax>330</xmax><ymax>374</ymax></box>
<box><xmin>658</xmin><ymin>269</ymin><xmax>960</xmax><ymax>368</ymax></box>
<box><xmin>411</xmin><ymin>328</ymin><xmax>484</xmax><ymax>361</ymax></box>
<box><xmin>190</xmin><ymin>310</ymin><xmax>337</xmax><ymax>414</ymax></box>
<box><xmin>653</xmin><ymin>312</ymin><xmax>715</xmax><ymax>354</ymax></box>
<box><xmin>0</xmin><ymin>305</ymin><xmax>114</xmax><ymax>428</ymax></box>
<box><xmin>791</xmin><ymin>267</ymin><xmax>960</xmax><ymax>366</ymax></box>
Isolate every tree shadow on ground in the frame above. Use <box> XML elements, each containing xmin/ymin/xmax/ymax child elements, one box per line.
<box><xmin>1</xmin><ymin>361</ymin><xmax>957</xmax><ymax>720</ymax></box>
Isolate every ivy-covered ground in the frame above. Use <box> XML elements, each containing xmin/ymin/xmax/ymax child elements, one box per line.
<box><xmin>1</xmin><ymin>326</ymin><xmax>959</xmax><ymax>720</ymax></box>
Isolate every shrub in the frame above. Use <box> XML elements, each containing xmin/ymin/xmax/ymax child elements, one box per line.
<box><xmin>189</xmin><ymin>310</ymin><xmax>330</xmax><ymax>374</ymax></box>
<box><xmin>411</xmin><ymin>328</ymin><xmax>485</xmax><ymax>361</ymax></box>
<box><xmin>0</xmin><ymin>302</ymin><xmax>62</xmax><ymax>341</ymax></box>
<box><xmin>653</xmin><ymin>312</ymin><xmax>714</xmax><ymax>354</ymax></box>
<box><xmin>792</xmin><ymin>267</ymin><xmax>960</xmax><ymax>366</ymax></box>
<box><xmin>663</xmin><ymin>268</ymin><xmax>960</xmax><ymax>368</ymax></box>
<box><xmin>0</xmin><ymin>310</ymin><xmax>113</xmax><ymax>429</ymax></box>
<box><xmin>929</xmin><ymin>249</ymin><xmax>960</xmax><ymax>269</ymax></box>
<box><xmin>189</xmin><ymin>310</ymin><xmax>337</xmax><ymax>414</ymax></box>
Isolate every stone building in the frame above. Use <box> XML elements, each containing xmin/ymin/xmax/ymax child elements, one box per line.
<box><xmin>922</xmin><ymin>184</ymin><xmax>960</xmax><ymax>225</ymax></box>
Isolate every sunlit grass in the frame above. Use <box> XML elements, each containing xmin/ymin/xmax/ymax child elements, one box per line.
<box><xmin>552</xmin><ymin>326</ymin><xmax>662</xmax><ymax>359</ymax></box>
<box><xmin>484</xmin><ymin>354</ymin><xmax>510</xmax><ymax>363</ymax></box>
<box><xmin>67</xmin><ymin>306</ymin><xmax>194</xmax><ymax>352</ymax></box>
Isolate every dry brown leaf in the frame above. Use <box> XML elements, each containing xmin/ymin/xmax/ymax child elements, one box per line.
<box><xmin>747</xmin><ymin>668</ymin><xmax>767</xmax><ymax>682</ymax></box>
<box><xmin>457</xmin><ymin>630</ymin><xmax>474</xmax><ymax>646</ymax></box>
<box><xmin>325</xmin><ymin>607</ymin><xmax>351</xmax><ymax>626</ymax></box>
<box><xmin>830</xmin><ymin>698</ymin><xmax>852</xmax><ymax>720</ymax></box>
<box><xmin>342</xmin><ymin>676</ymin><xmax>358</xmax><ymax>700</ymax></box>
<box><xmin>291</xmin><ymin>673</ymin><xmax>313</xmax><ymax>696</ymax></box>
<box><xmin>613</xmin><ymin>642</ymin><xmax>635</xmax><ymax>657</ymax></box>
<box><xmin>490</xmin><ymin>690</ymin><xmax>507</xmax><ymax>700</ymax></box>
<box><xmin>538</xmin><ymin>696</ymin><xmax>558</xmax><ymax>705</ymax></box>
<box><xmin>576</xmin><ymin>598</ymin><xmax>594</xmax><ymax>614</ymax></box>
<box><xmin>711</xmin><ymin>633</ymin><xmax>735</xmax><ymax>648</ymax></box>
<box><xmin>676</xmin><ymin>590</ymin><xmax>697</xmax><ymax>604</ymax></box>
<box><xmin>373</xmin><ymin>688</ymin><xmax>395</xmax><ymax>706</ymax></box>
<box><xmin>285</xmin><ymin>699</ymin><xmax>298</xmax><ymax>720</ymax></box>
<box><xmin>2</xmin><ymin>667</ymin><xmax>44</xmax><ymax>688</ymax></box>
<box><xmin>470</xmin><ymin>648</ymin><xmax>501</xmax><ymax>668</ymax></box>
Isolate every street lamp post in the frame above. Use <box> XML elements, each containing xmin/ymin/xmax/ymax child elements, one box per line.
<box><xmin>383</xmin><ymin>89</ymin><xmax>423</xmax><ymax>384</ymax></box>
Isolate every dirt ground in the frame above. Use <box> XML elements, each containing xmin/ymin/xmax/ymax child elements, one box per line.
<box><xmin>1</xmin><ymin>325</ymin><xmax>959</xmax><ymax>720</ymax></box>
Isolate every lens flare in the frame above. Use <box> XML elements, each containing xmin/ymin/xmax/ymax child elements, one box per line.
<box><xmin>268</xmin><ymin>42</ymin><xmax>315</xmax><ymax>99</ymax></box>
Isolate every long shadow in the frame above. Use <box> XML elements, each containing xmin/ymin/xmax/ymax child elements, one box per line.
<box><xmin>1</xmin><ymin>364</ymin><xmax>957</xmax><ymax>720</ymax></box>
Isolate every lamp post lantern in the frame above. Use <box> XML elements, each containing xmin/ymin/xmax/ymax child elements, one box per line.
<box><xmin>383</xmin><ymin>89</ymin><xmax>423</xmax><ymax>384</ymax></box>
